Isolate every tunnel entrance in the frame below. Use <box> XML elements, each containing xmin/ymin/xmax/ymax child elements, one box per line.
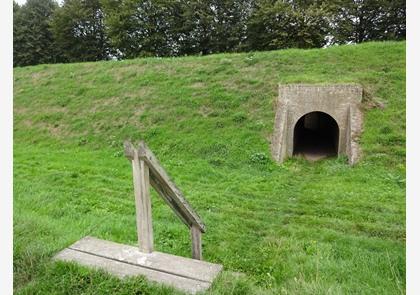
<box><xmin>293</xmin><ymin>111</ymin><xmax>339</xmax><ymax>161</ymax></box>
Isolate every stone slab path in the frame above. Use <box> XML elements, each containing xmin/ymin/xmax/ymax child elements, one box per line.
<box><xmin>54</xmin><ymin>236</ymin><xmax>223</xmax><ymax>294</ymax></box>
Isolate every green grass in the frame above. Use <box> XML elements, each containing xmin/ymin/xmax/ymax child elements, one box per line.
<box><xmin>13</xmin><ymin>41</ymin><xmax>405</xmax><ymax>294</ymax></box>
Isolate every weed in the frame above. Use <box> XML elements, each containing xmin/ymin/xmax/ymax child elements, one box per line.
<box><xmin>249</xmin><ymin>152</ymin><xmax>269</xmax><ymax>164</ymax></box>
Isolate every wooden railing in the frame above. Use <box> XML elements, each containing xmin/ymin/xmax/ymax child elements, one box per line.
<box><xmin>124</xmin><ymin>141</ymin><xmax>205</xmax><ymax>260</ymax></box>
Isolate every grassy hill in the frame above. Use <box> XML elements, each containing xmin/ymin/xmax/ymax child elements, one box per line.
<box><xmin>13</xmin><ymin>41</ymin><xmax>405</xmax><ymax>294</ymax></box>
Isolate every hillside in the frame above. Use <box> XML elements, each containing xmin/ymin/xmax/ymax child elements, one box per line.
<box><xmin>13</xmin><ymin>41</ymin><xmax>406</xmax><ymax>294</ymax></box>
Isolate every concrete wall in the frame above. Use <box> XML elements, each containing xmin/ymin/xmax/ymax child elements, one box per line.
<box><xmin>271</xmin><ymin>84</ymin><xmax>363</xmax><ymax>165</ymax></box>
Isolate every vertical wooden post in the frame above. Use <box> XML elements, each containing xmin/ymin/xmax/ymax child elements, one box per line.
<box><xmin>131</xmin><ymin>149</ymin><xmax>154</xmax><ymax>253</ymax></box>
<box><xmin>191</xmin><ymin>225</ymin><xmax>202</xmax><ymax>260</ymax></box>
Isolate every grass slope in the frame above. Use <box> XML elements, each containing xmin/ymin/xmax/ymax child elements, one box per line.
<box><xmin>14</xmin><ymin>41</ymin><xmax>405</xmax><ymax>294</ymax></box>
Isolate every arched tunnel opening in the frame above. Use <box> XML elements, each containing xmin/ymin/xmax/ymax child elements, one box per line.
<box><xmin>293</xmin><ymin>111</ymin><xmax>339</xmax><ymax>161</ymax></box>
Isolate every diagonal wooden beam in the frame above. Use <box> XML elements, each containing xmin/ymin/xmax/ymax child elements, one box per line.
<box><xmin>124</xmin><ymin>141</ymin><xmax>206</xmax><ymax>233</ymax></box>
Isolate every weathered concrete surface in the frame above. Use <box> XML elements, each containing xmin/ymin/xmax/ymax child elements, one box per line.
<box><xmin>271</xmin><ymin>84</ymin><xmax>363</xmax><ymax>164</ymax></box>
<box><xmin>54</xmin><ymin>236</ymin><xmax>223</xmax><ymax>294</ymax></box>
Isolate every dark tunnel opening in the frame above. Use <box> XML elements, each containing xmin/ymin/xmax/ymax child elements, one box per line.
<box><xmin>293</xmin><ymin>111</ymin><xmax>339</xmax><ymax>161</ymax></box>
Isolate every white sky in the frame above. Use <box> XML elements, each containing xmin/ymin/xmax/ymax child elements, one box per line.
<box><xmin>14</xmin><ymin>0</ymin><xmax>63</xmax><ymax>5</ymax></box>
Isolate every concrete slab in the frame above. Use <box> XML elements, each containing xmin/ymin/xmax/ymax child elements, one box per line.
<box><xmin>54</xmin><ymin>236</ymin><xmax>223</xmax><ymax>294</ymax></box>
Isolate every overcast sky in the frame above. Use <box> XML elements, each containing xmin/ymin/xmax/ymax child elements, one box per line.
<box><xmin>14</xmin><ymin>0</ymin><xmax>63</xmax><ymax>5</ymax></box>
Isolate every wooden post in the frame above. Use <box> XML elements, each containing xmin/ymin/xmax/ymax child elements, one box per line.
<box><xmin>191</xmin><ymin>225</ymin><xmax>202</xmax><ymax>260</ymax></box>
<box><xmin>125</xmin><ymin>140</ymin><xmax>206</xmax><ymax>258</ymax></box>
<box><xmin>131</xmin><ymin>148</ymin><xmax>154</xmax><ymax>253</ymax></box>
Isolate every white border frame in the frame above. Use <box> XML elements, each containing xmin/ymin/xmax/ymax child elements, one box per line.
<box><xmin>0</xmin><ymin>1</ymin><xmax>13</xmax><ymax>295</ymax></box>
<box><xmin>1</xmin><ymin>1</ymin><xmax>416</xmax><ymax>294</ymax></box>
<box><xmin>406</xmin><ymin>0</ymin><xmax>419</xmax><ymax>294</ymax></box>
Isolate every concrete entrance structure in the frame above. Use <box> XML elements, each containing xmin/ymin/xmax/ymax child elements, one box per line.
<box><xmin>271</xmin><ymin>84</ymin><xmax>363</xmax><ymax>164</ymax></box>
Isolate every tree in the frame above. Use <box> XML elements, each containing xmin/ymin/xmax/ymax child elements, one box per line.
<box><xmin>246</xmin><ymin>0</ymin><xmax>332</xmax><ymax>51</ymax></box>
<box><xmin>13</xmin><ymin>0</ymin><xmax>59</xmax><ymax>67</ymax></box>
<box><xmin>14</xmin><ymin>0</ymin><xmax>406</xmax><ymax>65</ymax></box>
<box><xmin>101</xmin><ymin>0</ymin><xmax>184</xmax><ymax>58</ymax></box>
<box><xmin>179</xmin><ymin>0</ymin><xmax>253</xmax><ymax>55</ymax></box>
<box><xmin>102</xmin><ymin>0</ymin><xmax>253</xmax><ymax>57</ymax></box>
<box><xmin>211</xmin><ymin>0</ymin><xmax>254</xmax><ymax>53</ymax></box>
<box><xmin>174</xmin><ymin>0</ymin><xmax>215</xmax><ymax>55</ymax></box>
<box><xmin>51</xmin><ymin>0</ymin><xmax>112</xmax><ymax>63</ymax></box>
<box><xmin>330</xmin><ymin>0</ymin><xmax>406</xmax><ymax>44</ymax></box>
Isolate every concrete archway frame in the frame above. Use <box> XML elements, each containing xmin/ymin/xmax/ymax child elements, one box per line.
<box><xmin>271</xmin><ymin>84</ymin><xmax>363</xmax><ymax>165</ymax></box>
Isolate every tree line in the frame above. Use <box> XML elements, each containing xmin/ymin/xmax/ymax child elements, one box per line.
<box><xmin>13</xmin><ymin>0</ymin><xmax>406</xmax><ymax>67</ymax></box>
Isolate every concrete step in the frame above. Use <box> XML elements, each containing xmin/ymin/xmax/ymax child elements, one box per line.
<box><xmin>54</xmin><ymin>236</ymin><xmax>223</xmax><ymax>294</ymax></box>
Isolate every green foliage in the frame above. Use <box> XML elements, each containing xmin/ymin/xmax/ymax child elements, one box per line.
<box><xmin>249</xmin><ymin>152</ymin><xmax>269</xmax><ymax>165</ymax></box>
<box><xmin>50</xmin><ymin>0</ymin><xmax>112</xmax><ymax>63</ymax></box>
<box><xmin>13</xmin><ymin>42</ymin><xmax>405</xmax><ymax>294</ymax></box>
<box><xmin>100</xmin><ymin>0</ymin><xmax>253</xmax><ymax>58</ymax></box>
<box><xmin>330</xmin><ymin>0</ymin><xmax>406</xmax><ymax>44</ymax></box>
<box><xmin>13</xmin><ymin>0</ymin><xmax>406</xmax><ymax>65</ymax></box>
<box><xmin>13</xmin><ymin>0</ymin><xmax>59</xmax><ymax>67</ymax></box>
<box><xmin>246</xmin><ymin>0</ymin><xmax>332</xmax><ymax>50</ymax></box>
<box><xmin>232</xmin><ymin>112</ymin><xmax>247</xmax><ymax>123</ymax></box>
<box><xmin>178</xmin><ymin>0</ymin><xmax>253</xmax><ymax>55</ymax></box>
<box><xmin>101</xmin><ymin>0</ymin><xmax>184</xmax><ymax>58</ymax></box>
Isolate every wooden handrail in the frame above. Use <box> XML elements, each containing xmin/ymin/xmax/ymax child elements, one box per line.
<box><xmin>124</xmin><ymin>140</ymin><xmax>205</xmax><ymax>260</ymax></box>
